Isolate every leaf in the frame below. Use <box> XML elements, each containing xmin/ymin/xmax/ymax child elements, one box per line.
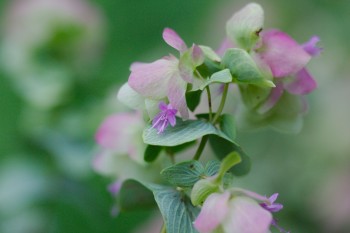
<box><xmin>186</xmin><ymin>90</ymin><xmax>202</xmax><ymax>112</ymax></box>
<box><xmin>219</xmin><ymin>114</ymin><xmax>236</xmax><ymax>141</ymax></box>
<box><xmin>144</xmin><ymin>145</ymin><xmax>163</xmax><ymax>162</ymax></box>
<box><xmin>161</xmin><ymin>160</ymin><xmax>204</xmax><ymax>188</ymax></box>
<box><xmin>222</xmin><ymin>48</ymin><xmax>274</xmax><ymax>87</ymax></box>
<box><xmin>147</xmin><ymin>184</ymin><xmax>200</xmax><ymax>233</ymax></box>
<box><xmin>143</xmin><ymin>118</ymin><xmax>233</xmax><ymax>147</ymax></box>
<box><xmin>209</xmin><ymin>135</ymin><xmax>251</xmax><ymax>176</ymax></box>
<box><xmin>199</xmin><ymin>69</ymin><xmax>232</xmax><ymax>90</ymax></box>
<box><xmin>118</xmin><ymin>179</ymin><xmax>156</xmax><ymax>211</ymax></box>
<box><xmin>199</xmin><ymin>45</ymin><xmax>221</xmax><ymax>62</ymax></box>
<box><xmin>204</xmin><ymin>160</ymin><xmax>221</xmax><ymax>177</ymax></box>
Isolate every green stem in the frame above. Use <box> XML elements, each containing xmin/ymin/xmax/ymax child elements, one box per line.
<box><xmin>193</xmin><ymin>135</ymin><xmax>209</xmax><ymax>160</ymax></box>
<box><xmin>160</xmin><ymin>224</ymin><xmax>166</xmax><ymax>233</ymax></box>
<box><xmin>212</xmin><ymin>84</ymin><xmax>229</xmax><ymax>124</ymax></box>
<box><xmin>205</xmin><ymin>86</ymin><xmax>213</xmax><ymax>121</ymax></box>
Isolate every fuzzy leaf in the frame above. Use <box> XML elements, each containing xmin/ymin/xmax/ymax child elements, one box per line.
<box><xmin>199</xmin><ymin>69</ymin><xmax>232</xmax><ymax>90</ymax></box>
<box><xmin>144</xmin><ymin>145</ymin><xmax>163</xmax><ymax>162</ymax></box>
<box><xmin>219</xmin><ymin>114</ymin><xmax>236</xmax><ymax>141</ymax></box>
<box><xmin>186</xmin><ymin>90</ymin><xmax>202</xmax><ymax>112</ymax></box>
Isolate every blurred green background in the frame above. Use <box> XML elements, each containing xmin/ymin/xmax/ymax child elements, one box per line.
<box><xmin>0</xmin><ymin>0</ymin><xmax>349</xmax><ymax>232</ymax></box>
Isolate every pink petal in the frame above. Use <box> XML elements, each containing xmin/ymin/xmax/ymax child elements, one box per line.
<box><xmin>284</xmin><ymin>68</ymin><xmax>317</xmax><ymax>95</ymax></box>
<box><xmin>223</xmin><ymin>197</ymin><xmax>272</xmax><ymax>233</ymax></box>
<box><xmin>269</xmin><ymin>193</ymin><xmax>279</xmax><ymax>203</ymax></box>
<box><xmin>194</xmin><ymin>192</ymin><xmax>230</xmax><ymax>233</ymax></box>
<box><xmin>162</xmin><ymin>28</ymin><xmax>187</xmax><ymax>52</ymax></box>
<box><xmin>158</xmin><ymin>101</ymin><xmax>168</xmax><ymax>111</ymax></box>
<box><xmin>95</xmin><ymin>113</ymin><xmax>143</xmax><ymax>152</ymax></box>
<box><xmin>128</xmin><ymin>56</ymin><xmax>178</xmax><ymax>99</ymax></box>
<box><xmin>167</xmin><ymin>74</ymin><xmax>189</xmax><ymax>119</ymax></box>
<box><xmin>260</xmin><ymin>29</ymin><xmax>311</xmax><ymax>77</ymax></box>
<box><xmin>168</xmin><ymin>114</ymin><xmax>176</xmax><ymax>126</ymax></box>
<box><xmin>257</xmin><ymin>82</ymin><xmax>284</xmax><ymax>114</ymax></box>
<box><xmin>191</xmin><ymin>44</ymin><xmax>204</xmax><ymax>67</ymax></box>
<box><xmin>216</xmin><ymin>37</ymin><xmax>235</xmax><ymax>57</ymax></box>
<box><xmin>302</xmin><ymin>36</ymin><xmax>322</xmax><ymax>57</ymax></box>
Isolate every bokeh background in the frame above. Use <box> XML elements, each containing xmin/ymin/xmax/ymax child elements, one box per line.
<box><xmin>0</xmin><ymin>0</ymin><xmax>349</xmax><ymax>232</ymax></box>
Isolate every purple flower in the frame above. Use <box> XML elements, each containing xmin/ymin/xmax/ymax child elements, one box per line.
<box><xmin>152</xmin><ymin>102</ymin><xmax>177</xmax><ymax>134</ymax></box>
<box><xmin>260</xmin><ymin>193</ymin><xmax>283</xmax><ymax>213</ymax></box>
<box><xmin>261</xmin><ymin>193</ymin><xmax>289</xmax><ymax>233</ymax></box>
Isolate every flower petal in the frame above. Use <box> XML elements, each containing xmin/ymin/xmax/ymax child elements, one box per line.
<box><xmin>223</xmin><ymin>197</ymin><xmax>272</xmax><ymax>233</ymax></box>
<box><xmin>284</xmin><ymin>68</ymin><xmax>317</xmax><ymax>95</ymax></box>
<box><xmin>217</xmin><ymin>37</ymin><xmax>235</xmax><ymax>57</ymax></box>
<box><xmin>302</xmin><ymin>36</ymin><xmax>322</xmax><ymax>57</ymax></box>
<box><xmin>167</xmin><ymin>73</ymin><xmax>189</xmax><ymax>119</ymax></box>
<box><xmin>162</xmin><ymin>28</ymin><xmax>187</xmax><ymax>52</ymax></box>
<box><xmin>117</xmin><ymin>83</ymin><xmax>145</xmax><ymax>109</ymax></box>
<box><xmin>260</xmin><ymin>29</ymin><xmax>311</xmax><ymax>77</ymax></box>
<box><xmin>128</xmin><ymin>57</ymin><xmax>178</xmax><ymax>99</ymax></box>
<box><xmin>194</xmin><ymin>192</ymin><xmax>230</xmax><ymax>233</ymax></box>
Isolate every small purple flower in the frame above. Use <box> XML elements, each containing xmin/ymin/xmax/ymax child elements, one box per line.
<box><xmin>152</xmin><ymin>102</ymin><xmax>177</xmax><ymax>134</ymax></box>
<box><xmin>261</xmin><ymin>193</ymin><xmax>290</xmax><ymax>233</ymax></box>
<box><xmin>260</xmin><ymin>193</ymin><xmax>283</xmax><ymax>212</ymax></box>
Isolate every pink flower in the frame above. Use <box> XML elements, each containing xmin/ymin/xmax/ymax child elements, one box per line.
<box><xmin>128</xmin><ymin>28</ymin><xmax>204</xmax><ymax>119</ymax></box>
<box><xmin>194</xmin><ymin>191</ymin><xmax>273</xmax><ymax>233</ymax></box>
<box><xmin>152</xmin><ymin>102</ymin><xmax>177</xmax><ymax>134</ymax></box>
<box><xmin>257</xmin><ymin>30</ymin><xmax>321</xmax><ymax>113</ymax></box>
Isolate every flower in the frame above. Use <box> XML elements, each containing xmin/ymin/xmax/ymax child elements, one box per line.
<box><xmin>128</xmin><ymin>28</ymin><xmax>204</xmax><ymax>119</ymax></box>
<box><xmin>260</xmin><ymin>193</ymin><xmax>289</xmax><ymax>233</ymax></box>
<box><xmin>93</xmin><ymin>112</ymin><xmax>162</xmax><ymax>194</ymax></box>
<box><xmin>256</xmin><ymin>30</ymin><xmax>322</xmax><ymax>114</ymax></box>
<box><xmin>194</xmin><ymin>191</ymin><xmax>273</xmax><ymax>233</ymax></box>
<box><xmin>152</xmin><ymin>102</ymin><xmax>177</xmax><ymax>134</ymax></box>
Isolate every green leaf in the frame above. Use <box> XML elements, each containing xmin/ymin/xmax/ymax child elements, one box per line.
<box><xmin>219</xmin><ymin>114</ymin><xmax>236</xmax><ymax>141</ymax></box>
<box><xmin>191</xmin><ymin>179</ymin><xmax>219</xmax><ymax>206</ymax></box>
<box><xmin>209</xmin><ymin>135</ymin><xmax>251</xmax><ymax>176</ymax></box>
<box><xmin>239</xmin><ymin>84</ymin><xmax>271</xmax><ymax>109</ymax></box>
<box><xmin>186</xmin><ymin>90</ymin><xmax>202</xmax><ymax>112</ymax></box>
<box><xmin>215</xmin><ymin>152</ymin><xmax>241</xmax><ymax>183</ymax></box>
<box><xmin>199</xmin><ymin>45</ymin><xmax>221</xmax><ymax>62</ymax></box>
<box><xmin>199</xmin><ymin>69</ymin><xmax>232</xmax><ymax>90</ymax></box>
<box><xmin>161</xmin><ymin>160</ymin><xmax>204</xmax><ymax>188</ymax></box>
<box><xmin>144</xmin><ymin>145</ymin><xmax>163</xmax><ymax>162</ymax></box>
<box><xmin>147</xmin><ymin>184</ymin><xmax>200</xmax><ymax>233</ymax></box>
<box><xmin>204</xmin><ymin>160</ymin><xmax>221</xmax><ymax>177</ymax></box>
<box><xmin>118</xmin><ymin>179</ymin><xmax>156</xmax><ymax>211</ymax></box>
<box><xmin>143</xmin><ymin>118</ymin><xmax>233</xmax><ymax>147</ymax></box>
<box><xmin>222</xmin><ymin>48</ymin><xmax>274</xmax><ymax>87</ymax></box>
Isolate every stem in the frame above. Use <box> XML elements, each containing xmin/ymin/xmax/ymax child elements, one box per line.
<box><xmin>160</xmin><ymin>224</ymin><xmax>166</xmax><ymax>233</ymax></box>
<box><xmin>212</xmin><ymin>84</ymin><xmax>229</xmax><ymax>124</ymax></box>
<box><xmin>193</xmin><ymin>135</ymin><xmax>209</xmax><ymax>160</ymax></box>
<box><xmin>192</xmin><ymin>84</ymin><xmax>229</xmax><ymax>161</ymax></box>
<box><xmin>205</xmin><ymin>86</ymin><xmax>213</xmax><ymax>121</ymax></box>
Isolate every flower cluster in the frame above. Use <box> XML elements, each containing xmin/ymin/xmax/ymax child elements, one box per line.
<box><xmin>94</xmin><ymin>2</ymin><xmax>321</xmax><ymax>233</ymax></box>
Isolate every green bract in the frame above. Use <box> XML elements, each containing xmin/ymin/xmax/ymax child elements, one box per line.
<box><xmin>226</xmin><ymin>3</ymin><xmax>264</xmax><ymax>51</ymax></box>
<box><xmin>222</xmin><ymin>48</ymin><xmax>274</xmax><ymax>87</ymax></box>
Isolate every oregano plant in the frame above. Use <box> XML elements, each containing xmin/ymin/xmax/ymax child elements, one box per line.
<box><xmin>93</xmin><ymin>3</ymin><xmax>321</xmax><ymax>233</ymax></box>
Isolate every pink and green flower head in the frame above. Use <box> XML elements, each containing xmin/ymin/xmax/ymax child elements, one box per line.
<box><xmin>152</xmin><ymin>101</ymin><xmax>177</xmax><ymax>134</ymax></box>
<box><xmin>128</xmin><ymin>28</ymin><xmax>204</xmax><ymax>120</ymax></box>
